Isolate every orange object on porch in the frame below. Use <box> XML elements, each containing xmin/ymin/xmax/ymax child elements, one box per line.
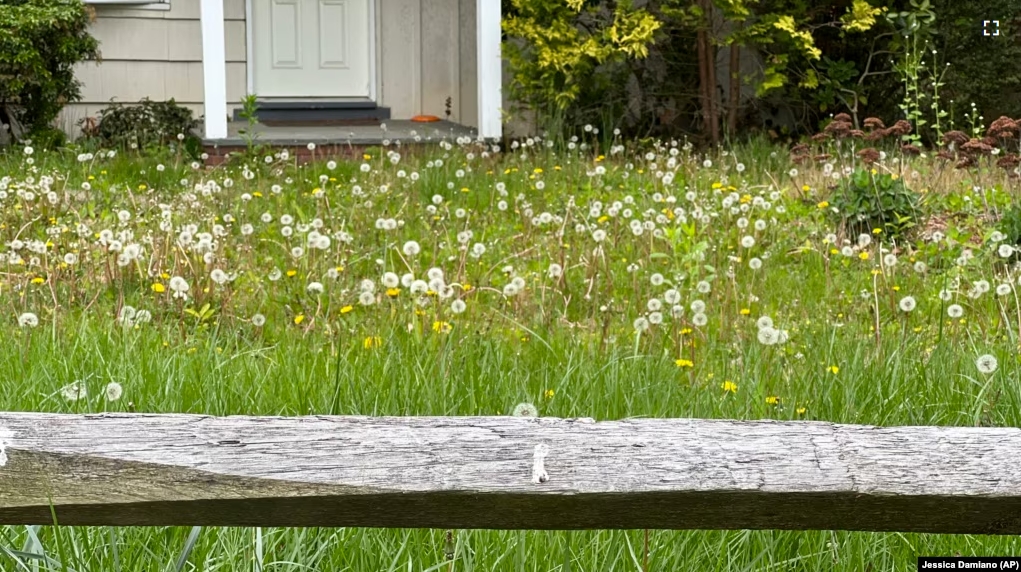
<box><xmin>411</xmin><ymin>115</ymin><xmax>441</xmax><ymax>123</ymax></box>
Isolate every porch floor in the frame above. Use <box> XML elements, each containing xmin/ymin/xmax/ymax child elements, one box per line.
<box><xmin>205</xmin><ymin>119</ymin><xmax>477</xmax><ymax>147</ymax></box>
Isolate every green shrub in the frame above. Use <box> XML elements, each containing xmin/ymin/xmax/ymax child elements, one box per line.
<box><xmin>929</xmin><ymin>0</ymin><xmax>1021</xmax><ymax>128</ymax></box>
<box><xmin>0</xmin><ymin>0</ymin><xmax>99</xmax><ymax>142</ymax></box>
<box><xmin>830</xmin><ymin>167</ymin><xmax>922</xmax><ymax>239</ymax></box>
<box><xmin>86</xmin><ymin>98</ymin><xmax>202</xmax><ymax>153</ymax></box>
<box><xmin>997</xmin><ymin>203</ymin><xmax>1021</xmax><ymax>247</ymax></box>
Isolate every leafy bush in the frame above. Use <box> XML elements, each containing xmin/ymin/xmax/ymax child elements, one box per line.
<box><xmin>501</xmin><ymin>0</ymin><xmax>1021</xmax><ymax>142</ymax></box>
<box><xmin>0</xmin><ymin>0</ymin><xmax>99</xmax><ymax>142</ymax></box>
<box><xmin>929</xmin><ymin>0</ymin><xmax>1021</xmax><ymax>128</ymax></box>
<box><xmin>997</xmin><ymin>203</ymin><xmax>1021</xmax><ymax>247</ymax></box>
<box><xmin>502</xmin><ymin>0</ymin><xmax>890</xmax><ymax>139</ymax></box>
<box><xmin>86</xmin><ymin>98</ymin><xmax>202</xmax><ymax>153</ymax></box>
<box><xmin>830</xmin><ymin>167</ymin><xmax>922</xmax><ymax>238</ymax></box>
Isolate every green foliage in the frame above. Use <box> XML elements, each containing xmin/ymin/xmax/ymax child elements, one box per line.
<box><xmin>502</xmin><ymin>0</ymin><xmax>661</xmax><ymax>112</ymax></box>
<box><xmin>502</xmin><ymin>0</ymin><xmax>889</xmax><ymax>138</ymax></box>
<box><xmin>930</xmin><ymin>0</ymin><xmax>1021</xmax><ymax>130</ymax></box>
<box><xmin>831</xmin><ymin>168</ymin><xmax>922</xmax><ymax>238</ymax></box>
<box><xmin>997</xmin><ymin>203</ymin><xmax>1021</xmax><ymax>247</ymax></box>
<box><xmin>234</xmin><ymin>94</ymin><xmax>267</xmax><ymax>158</ymax></box>
<box><xmin>0</xmin><ymin>0</ymin><xmax>99</xmax><ymax>141</ymax></box>
<box><xmin>886</xmin><ymin>0</ymin><xmax>937</xmax><ymax>144</ymax></box>
<box><xmin>87</xmin><ymin>98</ymin><xmax>202</xmax><ymax>154</ymax></box>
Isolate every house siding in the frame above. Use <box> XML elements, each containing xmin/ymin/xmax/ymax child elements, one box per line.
<box><xmin>59</xmin><ymin>0</ymin><xmax>247</xmax><ymax>136</ymax></box>
<box><xmin>60</xmin><ymin>0</ymin><xmax>485</xmax><ymax>137</ymax></box>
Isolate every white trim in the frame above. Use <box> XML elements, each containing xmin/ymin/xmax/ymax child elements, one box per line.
<box><xmin>476</xmin><ymin>0</ymin><xmax>502</xmax><ymax>140</ymax></box>
<box><xmin>368</xmin><ymin>0</ymin><xmax>378</xmax><ymax>102</ymax></box>
<box><xmin>200</xmin><ymin>0</ymin><xmax>229</xmax><ymax>139</ymax></box>
<box><xmin>85</xmin><ymin>0</ymin><xmax>166</xmax><ymax>4</ymax></box>
<box><xmin>245</xmin><ymin>0</ymin><xmax>254</xmax><ymax>96</ymax></box>
<box><xmin>86</xmin><ymin>0</ymin><xmax>170</xmax><ymax>8</ymax></box>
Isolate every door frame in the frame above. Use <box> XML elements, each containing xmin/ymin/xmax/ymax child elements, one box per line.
<box><xmin>244</xmin><ymin>0</ymin><xmax>379</xmax><ymax>101</ymax></box>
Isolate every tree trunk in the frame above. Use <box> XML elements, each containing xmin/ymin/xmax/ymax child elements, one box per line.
<box><xmin>703</xmin><ymin>0</ymin><xmax>719</xmax><ymax>145</ymax></box>
<box><xmin>727</xmin><ymin>32</ymin><xmax>741</xmax><ymax>136</ymax></box>
<box><xmin>695</xmin><ymin>0</ymin><xmax>711</xmax><ymax>140</ymax></box>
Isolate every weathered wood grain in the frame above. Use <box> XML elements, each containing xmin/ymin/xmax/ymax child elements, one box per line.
<box><xmin>2</xmin><ymin>413</ymin><xmax>1021</xmax><ymax>533</ymax></box>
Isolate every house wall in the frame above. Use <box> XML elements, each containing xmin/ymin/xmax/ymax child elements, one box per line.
<box><xmin>376</xmin><ymin>0</ymin><xmax>478</xmax><ymax>126</ymax></box>
<box><xmin>59</xmin><ymin>0</ymin><xmax>247</xmax><ymax>137</ymax></box>
<box><xmin>59</xmin><ymin>0</ymin><xmax>484</xmax><ymax>137</ymax></box>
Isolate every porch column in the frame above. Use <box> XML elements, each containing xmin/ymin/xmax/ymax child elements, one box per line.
<box><xmin>200</xmin><ymin>0</ymin><xmax>228</xmax><ymax>140</ymax></box>
<box><xmin>476</xmin><ymin>0</ymin><xmax>502</xmax><ymax>140</ymax></box>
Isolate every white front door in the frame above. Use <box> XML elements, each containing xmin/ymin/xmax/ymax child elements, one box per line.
<box><xmin>251</xmin><ymin>0</ymin><xmax>372</xmax><ymax>98</ymax></box>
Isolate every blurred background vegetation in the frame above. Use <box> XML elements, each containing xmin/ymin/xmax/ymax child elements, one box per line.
<box><xmin>501</xmin><ymin>0</ymin><xmax>1021</xmax><ymax>145</ymax></box>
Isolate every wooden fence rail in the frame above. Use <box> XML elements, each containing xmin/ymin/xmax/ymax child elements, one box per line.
<box><xmin>1</xmin><ymin>412</ymin><xmax>1020</xmax><ymax>534</ymax></box>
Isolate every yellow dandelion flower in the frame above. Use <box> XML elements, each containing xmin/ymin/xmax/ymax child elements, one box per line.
<box><xmin>286</xmin><ymin>269</ymin><xmax>297</xmax><ymax>277</ymax></box>
<box><xmin>340</xmin><ymin>305</ymin><xmax>353</xmax><ymax>314</ymax></box>
<box><xmin>598</xmin><ymin>215</ymin><xmax>610</xmax><ymax>223</ymax></box>
<box><xmin>817</xmin><ymin>201</ymin><xmax>829</xmax><ymax>209</ymax></box>
<box><xmin>363</xmin><ymin>154</ymin><xmax>372</xmax><ymax>160</ymax></box>
<box><xmin>765</xmin><ymin>396</ymin><xmax>780</xmax><ymax>406</ymax></box>
<box><xmin>796</xmin><ymin>407</ymin><xmax>807</xmax><ymax>415</ymax></box>
<box><xmin>533</xmin><ymin>167</ymin><xmax>543</xmax><ymax>174</ymax></box>
<box><xmin>828</xmin><ymin>365</ymin><xmax>839</xmax><ymax>374</ymax></box>
<box><xmin>739</xmin><ymin>308</ymin><xmax>751</xmax><ymax>316</ymax></box>
<box><xmin>386</xmin><ymin>288</ymin><xmax>400</xmax><ymax>298</ymax></box>
<box><xmin>721</xmin><ymin>380</ymin><xmax>737</xmax><ymax>393</ymax></box>
<box><xmin>294</xmin><ymin>314</ymin><xmax>305</xmax><ymax>325</ymax></box>
<box><xmin>253</xmin><ymin>191</ymin><xmax>263</xmax><ymax>197</ymax></box>
<box><xmin>432</xmin><ymin>321</ymin><xmax>452</xmax><ymax>333</ymax></box>
<box><xmin>859</xmin><ymin>252</ymin><xmax>870</xmax><ymax>261</ymax></box>
<box><xmin>544</xmin><ymin>388</ymin><xmax>555</xmax><ymax>399</ymax></box>
<box><xmin>675</xmin><ymin>358</ymin><xmax>694</xmax><ymax>368</ymax></box>
<box><xmin>31</xmin><ymin>277</ymin><xmax>44</xmax><ymax>285</ymax></box>
<box><xmin>138</xmin><ymin>184</ymin><xmax>147</xmax><ymax>190</ymax></box>
<box><xmin>802</xmin><ymin>185</ymin><xmax>811</xmax><ymax>192</ymax></box>
<box><xmin>711</xmin><ymin>182</ymin><xmax>723</xmax><ymax>189</ymax></box>
<box><xmin>363</xmin><ymin>336</ymin><xmax>382</xmax><ymax>349</ymax></box>
<box><xmin>151</xmin><ymin>283</ymin><xmax>166</xmax><ymax>293</ymax></box>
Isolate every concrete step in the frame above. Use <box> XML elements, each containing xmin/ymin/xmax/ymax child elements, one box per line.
<box><xmin>234</xmin><ymin>100</ymin><xmax>391</xmax><ymax>125</ymax></box>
